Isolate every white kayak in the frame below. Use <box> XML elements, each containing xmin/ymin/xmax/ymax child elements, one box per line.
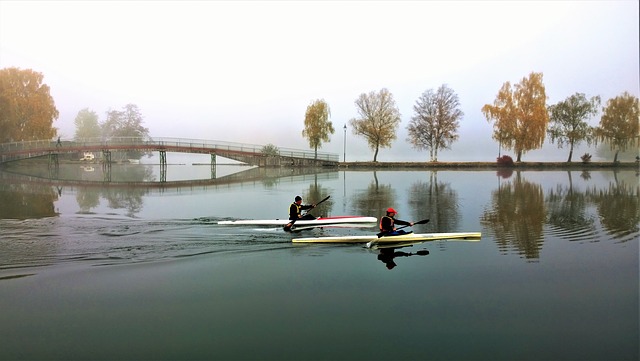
<box><xmin>218</xmin><ymin>216</ymin><xmax>378</xmax><ymax>229</ymax></box>
<box><xmin>292</xmin><ymin>232</ymin><xmax>482</xmax><ymax>244</ymax></box>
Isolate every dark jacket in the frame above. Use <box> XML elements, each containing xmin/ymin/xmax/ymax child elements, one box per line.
<box><xmin>289</xmin><ymin>202</ymin><xmax>314</xmax><ymax>221</ymax></box>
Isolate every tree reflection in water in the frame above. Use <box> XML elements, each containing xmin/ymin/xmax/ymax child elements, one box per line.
<box><xmin>351</xmin><ymin>172</ymin><xmax>395</xmax><ymax>220</ymax></box>
<box><xmin>0</xmin><ymin>183</ymin><xmax>58</xmax><ymax>219</ymax></box>
<box><xmin>482</xmin><ymin>169</ymin><xmax>639</xmax><ymax>259</ymax></box>
<box><xmin>588</xmin><ymin>182</ymin><xmax>639</xmax><ymax>242</ymax></box>
<box><xmin>545</xmin><ymin>171</ymin><xmax>596</xmax><ymax>241</ymax></box>
<box><xmin>302</xmin><ymin>174</ymin><xmax>333</xmax><ymax>217</ymax></box>
<box><xmin>481</xmin><ymin>171</ymin><xmax>545</xmax><ymax>260</ymax></box>
<box><xmin>408</xmin><ymin>171</ymin><xmax>460</xmax><ymax>233</ymax></box>
<box><xmin>76</xmin><ymin>188</ymin><xmax>100</xmax><ymax>214</ymax></box>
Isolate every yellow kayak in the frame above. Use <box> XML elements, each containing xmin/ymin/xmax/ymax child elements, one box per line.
<box><xmin>292</xmin><ymin>232</ymin><xmax>482</xmax><ymax>243</ymax></box>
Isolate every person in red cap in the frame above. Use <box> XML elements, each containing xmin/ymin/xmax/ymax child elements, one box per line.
<box><xmin>379</xmin><ymin>208</ymin><xmax>414</xmax><ymax>236</ymax></box>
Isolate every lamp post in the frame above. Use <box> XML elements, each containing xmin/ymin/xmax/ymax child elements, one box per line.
<box><xmin>343</xmin><ymin>124</ymin><xmax>347</xmax><ymax>162</ymax></box>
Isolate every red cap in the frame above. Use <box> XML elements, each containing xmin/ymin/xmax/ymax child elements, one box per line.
<box><xmin>386</xmin><ymin>208</ymin><xmax>397</xmax><ymax>214</ymax></box>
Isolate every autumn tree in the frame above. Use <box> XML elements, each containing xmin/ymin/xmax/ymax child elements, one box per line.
<box><xmin>482</xmin><ymin>72</ymin><xmax>548</xmax><ymax>162</ymax></box>
<box><xmin>74</xmin><ymin>108</ymin><xmax>102</xmax><ymax>140</ymax></box>
<box><xmin>349</xmin><ymin>88</ymin><xmax>401</xmax><ymax>162</ymax></box>
<box><xmin>0</xmin><ymin>67</ymin><xmax>59</xmax><ymax>143</ymax></box>
<box><xmin>547</xmin><ymin>93</ymin><xmax>601</xmax><ymax>162</ymax></box>
<box><xmin>407</xmin><ymin>84</ymin><xmax>462</xmax><ymax>162</ymax></box>
<box><xmin>594</xmin><ymin>92</ymin><xmax>639</xmax><ymax>163</ymax></box>
<box><xmin>302</xmin><ymin>99</ymin><xmax>334</xmax><ymax>159</ymax></box>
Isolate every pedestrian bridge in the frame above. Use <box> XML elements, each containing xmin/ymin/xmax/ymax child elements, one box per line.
<box><xmin>0</xmin><ymin>137</ymin><xmax>339</xmax><ymax>167</ymax></box>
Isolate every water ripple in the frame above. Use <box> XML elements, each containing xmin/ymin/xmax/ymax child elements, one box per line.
<box><xmin>545</xmin><ymin>224</ymin><xmax>600</xmax><ymax>243</ymax></box>
<box><xmin>0</xmin><ymin>216</ymin><xmax>296</xmax><ymax>270</ymax></box>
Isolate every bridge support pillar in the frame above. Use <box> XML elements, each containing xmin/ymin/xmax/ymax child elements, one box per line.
<box><xmin>159</xmin><ymin>150</ymin><xmax>167</xmax><ymax>166</ymax></box>
<box><xmin>102</xmin><ymin>150</ymin><xmax>112</xmax><ymax>182</ymax></box>
<box><xmin>210</xmin><ymin>153</ymin><xmax>216</xmax><ymax>179</ymax></box>
<box><xmin>48</xmin><ymin>152</ymin><xmax>59</xmax><ymax>179</ymax></box>
<box><xmin>102</xmin><ymin>150</ymin><xmax>112</xmax><ymax>165</ymax></box>
<box><xmin>48</xmin><ymin>152</ymin><xmax>59</xmax><ymax>169</ymax></box>
<box><xmin>102</xmin><ymin>166</ymin><xmax>111</xmax><ymax>182</ymax></box>
<box><xmin>159</xmin><ymin>150</ymin><xmax>167</xmax><ymax>183</ymax></box>
<box><xmin>160</xmin><ymin>165</ymin><xmax>167</xmax><ymax>183</ymax></box>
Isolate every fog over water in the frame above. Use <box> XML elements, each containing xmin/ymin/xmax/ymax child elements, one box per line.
<box><xmin>1</xmin><ymin>1</ymin><xmax>638</xmax><ymax>162</ymax></box>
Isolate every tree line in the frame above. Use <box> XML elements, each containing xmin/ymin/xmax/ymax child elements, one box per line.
<box><xmin>304</xmin><ymin>72</ymin><xmax>639</xmax><ymax>163</ymax></box>
<box><xmin>0</xmin><ymin>68</ymin><xmax>149</xmax><ymax>142</ymax></box>
<box><xmin>2</xmin><ymin>67</ymin><xmax>638</xmax><ymax>163</ymax></box>
<box><xmin>73</xmin><ymin>105</ymin><xmax>149</xmax><ymax>142</ymax></box>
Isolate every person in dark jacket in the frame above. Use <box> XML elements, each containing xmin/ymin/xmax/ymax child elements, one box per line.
<box><xmin>379</xmin><ymin>208</ymin><xmax>414</xmax><ymax>236</ymax></box>
<box><xmin>284</xmin><ymin>196</ymin><xmax>316</xmax><ymax>231</ymax></box>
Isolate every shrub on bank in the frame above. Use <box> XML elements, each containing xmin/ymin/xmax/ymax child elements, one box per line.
<box><xmin>497</xmin><ymin>155</ymin><xmax>514</xmax><ymax>166</ymax></box>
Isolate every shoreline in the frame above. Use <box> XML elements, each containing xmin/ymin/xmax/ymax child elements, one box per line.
<box><xmin>3</xmin><ymin>158</ymin><xmax>639</xmax><ymax>170</ymax></box>
<box><xmin>337</xmin><ymin>161</ymin><xmax>640</xmax><ymax>169</ymax></box>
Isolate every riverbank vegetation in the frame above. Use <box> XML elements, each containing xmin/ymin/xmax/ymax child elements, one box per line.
<box><xmin>1</xmin><ymin>67</ymin><xmax>638</xmax><ymax>164</ymax></box>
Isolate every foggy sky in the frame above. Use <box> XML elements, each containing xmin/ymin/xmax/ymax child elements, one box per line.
<box><xmin>1</xmin><ymin>1</ymin><xmax>638</xmax><ymax>162</ymax></box>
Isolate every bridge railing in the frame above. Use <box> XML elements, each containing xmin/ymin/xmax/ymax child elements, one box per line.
<box><xmin>153</xmin><ymin>137</ymin><xmax>338</xmax><ymax>161</ymax></box>
<box><xmin>0</xmin><ymin>136</ymin><xmax>340</xmax><ymax>162</ymax></box>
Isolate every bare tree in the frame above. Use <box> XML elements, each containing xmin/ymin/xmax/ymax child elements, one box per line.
<box><xmin>407</xmin><ymin>84</ymin><xmax>462</xmax><ymax>161</ymax></box>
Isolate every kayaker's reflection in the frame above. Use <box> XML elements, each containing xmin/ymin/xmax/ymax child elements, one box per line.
<box><xmin>377</xmin><ymin>247</ymin><xmax>429</xmax><ymax>270</ymax></box>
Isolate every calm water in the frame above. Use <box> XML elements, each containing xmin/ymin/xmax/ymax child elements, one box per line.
<box><xmin>0</xmin><ymin>163</ymin><xmax>638</xmax><ymax>361</ymax></box>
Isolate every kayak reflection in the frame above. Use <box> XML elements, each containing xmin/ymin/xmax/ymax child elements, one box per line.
<box><xmin>377</xmin><ymin>247</ymin><xmax>430</xmax><ymax>270</ymax></box>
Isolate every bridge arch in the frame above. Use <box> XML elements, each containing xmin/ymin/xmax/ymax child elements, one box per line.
<box><xmin>0</xmin><ymin>137</ymin><xmax>339</xmax><ymax>167</ymax></box>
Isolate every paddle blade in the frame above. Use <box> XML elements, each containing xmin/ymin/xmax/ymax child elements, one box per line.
<box><xmin>283</xmin><ymin>219</ymin><xmax>296</xmax><ymax>232</ymax></box>
<box><xmin>415</xmin><ymin>219</ymin><xmax>430</xmax><ymax>225</ymax></box>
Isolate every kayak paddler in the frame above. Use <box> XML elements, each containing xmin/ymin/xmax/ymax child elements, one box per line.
<box><xmin>284</xmin><ymin>196</ymin><xmax>316</xmax><ymax>231</ymax></box>
<box><xmin>379</xmin><ymin>208</ymin><xmax>414</xmax><ymax>236</ymax></box>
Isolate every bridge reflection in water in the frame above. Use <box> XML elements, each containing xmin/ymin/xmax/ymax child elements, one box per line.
<box><xmin>0</xmin><ymin>137</ymin><xmax>340</xmax><ymax>167</ymax></box>
<box><xmin>0</xmin><ymin>165</ymin><xmax>339</xmax><ymax>196</ymax></box>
